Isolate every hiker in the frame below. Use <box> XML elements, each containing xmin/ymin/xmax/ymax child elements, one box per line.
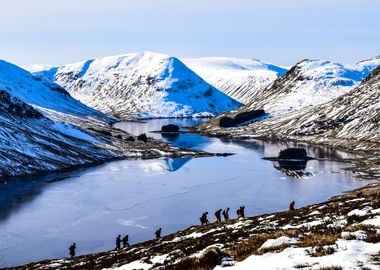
<box><xmin>155</xmin><ymin>228</ymin><xmax>162</xmax><ymax>239</ymax></box>
<box><xmin>222</xmin><ymin>207</ymin><xmax>230</xmax><ymax>221</ymax></box>
<box><xmin>122</xmin><ymin>234</ymin><xmax>130</xmax><ymax>248</ymax></box>
<box><xmin>200</xmin><ymin>212</ymin><xmax>209</xmax><ymax>225</ymax></box>
<box><xmin>215</xmin><ymin>209</ymin><xmax>222</xmax><ymax>222</ymax></box>
<box><xmin>289</xmin><ymin>200</ymin><xmax>295</xmax><ymax>211</ymax></box>
<box><xmin>236</xmin><ymin>208</ymin><xmax>241</xmax><ymax>218</ymax></box>
<box><xmin>115</xmin><ymin>234</ymin><xmax>121</xmax><ymax>250</ymax></box>
<box><xmin>240</xmin><ymin>206</ymin><xmax>245</xmax><ymax>218</ymax></box>
<box><xmin>69</xmin><ymin>242</ymin><xmax>76</xmax><ymax>259</ymax></box>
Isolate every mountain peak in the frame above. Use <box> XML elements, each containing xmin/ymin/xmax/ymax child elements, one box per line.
<box><xmin>36</xmin><ymin>53</ymin><xmax>241</xmax><ymax>119</ymax></box>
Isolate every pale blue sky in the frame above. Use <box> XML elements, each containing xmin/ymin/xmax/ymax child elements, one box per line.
<box><xmin>1</xmin><ymin>0</ymin><xmax>379</xmax><ymax>66</ymax></box>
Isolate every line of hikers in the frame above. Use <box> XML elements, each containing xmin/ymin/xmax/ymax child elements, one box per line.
<box><xmin>69</xmin><ymin>201</ymin><xmax>296</xmax><ymax>258</ymax></box>
<box><xmin>200</xmin><ymin>206</ymin><xmax>246</xmax><ymax>225</ymax></box>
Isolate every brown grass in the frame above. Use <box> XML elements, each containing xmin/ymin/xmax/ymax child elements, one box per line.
<box><xmin>298</xmin><ymin>233</ymin><xmax>338</xmax><ymax>248</ymax></box>
<box><xmin>226</xmin><ymin>231</ymin><xmax>288</xmax><ymax>260</ymax></box>
<box><xmin>163</xmin><ymin>247</ymin><xmax>227</xmax><ymax>270</ymax></box>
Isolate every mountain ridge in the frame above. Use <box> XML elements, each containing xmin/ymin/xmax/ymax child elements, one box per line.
<box><xmin>35</xmin><ymin>52</ymin><xmax>242</xmax><ymax>120</ymax></box>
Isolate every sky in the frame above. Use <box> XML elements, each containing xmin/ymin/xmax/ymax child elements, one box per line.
<box><xmin>1</xmin><ymin>0</ymin><xmax>379</xmax><ymax>66</ymax></box>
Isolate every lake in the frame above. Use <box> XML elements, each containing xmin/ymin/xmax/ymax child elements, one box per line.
<box><xmin>0</xmin><ymin>119</ymin><xmax>369</xmax><ymax>267</ymax></box>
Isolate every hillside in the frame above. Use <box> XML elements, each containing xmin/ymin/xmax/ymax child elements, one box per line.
<box><xmin>239</xmin><ymin>57</ymin><xmax>380</xmax><ymax>117</ymax></box>
<box><xmin>196</xmin><ymin>64</ymin><xmax>380</xmax><ymax>157</ymax></box>
<box><xmin>182</xmin><ymin>57</ymin><xmax>287</xmax><ymax>104</ymax></box>
<box><xmin>35</xmin><ymin>52</ymin><xmax>242</xmax><ymax>119</ymax></box>
<box><xmin>10</xmin><ymin>182</ymin><xmax>380</xmax><ymax>270</ymax></box>
<box><xmin>0</xmin><ymin>60</ymin><xmax>209</xmax><ymax>178</ymax></box>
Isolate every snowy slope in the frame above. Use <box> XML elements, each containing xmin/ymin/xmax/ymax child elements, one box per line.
<box><xmin>35</xmin><ymin>52</ymin><xmax>242</xmax><ymax>119</ymax></box>
<box><xmin>199</xmin><ymin>64</ymin><xmax>380</xmax><ymax>153</ymax></box>
<box><xmin>182</xmin><ymin>57</ymin><xmax>287</xmax><ymax>103</ymax></box>
<box><xmin>0</xmin><ymin>60</ymin><xmax>203</xmax><ymax>178</ymax></box>
<box><xmin>259</xmin><ymin>64</ymin><xmax>380</xmax><ymax>148</ymax></box>
<box><xmin>241</xmin><ymin>57</ymin><xmax>380</xmax><ymax>117</ymax></box>
<box><xmin>0</xmin><ymin>60</ymin><xmax>108</xmax><ymax>119</ymax></box>
<box><xmin>0</xmin><ymin>60</ymin><xmax>118</xmax><ymax>177</ymax></box>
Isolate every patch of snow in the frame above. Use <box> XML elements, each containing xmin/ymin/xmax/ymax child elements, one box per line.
<box><xmin>259</xmin><ymin>236</ymin><xmax>298</xmax><ymax>250</ymax></box>
<box><xmin>361</xmin><ymin>216</ymin><xmax>380</xmax><ymax>227</ymax></box>
<box><xmin>341</xmin><ymin>230</ymin><xmax>367</xmax><ymax>240</ymax></box>
<box><xmin>283</xmin><ymin>220</ymin><xmax>323</xmax><ymax>230</ymax></box>
<box><xmin>348</xmin><ymin>207</ymin><xmax>372</xmax><ymax>217</ymax></box>
<box><xmin>215</xmin><ymin>239</ymin><xmax>380</xmax><ymax>270</ymax></box>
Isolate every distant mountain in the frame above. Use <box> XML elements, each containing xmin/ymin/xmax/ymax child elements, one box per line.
<box><xmin>235</xmin><ymin>57</ymin><xmax>380</xmax><ymax>117</ymax></box>
<box><xmin>182</xmin><ymin>57</ymin><xmax>287</xmax><ymax>104</ymax></box>
<box><xmin>35</xmin><ymin>52</ymin><xmax>242</xmax><ymax>119</ymax></box>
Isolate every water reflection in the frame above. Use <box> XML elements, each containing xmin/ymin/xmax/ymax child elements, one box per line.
<box><xmin>166</xmin><ymin>158</ymin><xmax>192</xmax><ymax>172</ymax></box>
<box><xmin>0</xmin><ymin>172</ymin><xmax>73</xmax><ymax>222</ymax></box>
<box><xmin>138</xmin><ymin>158</ymin><xmax>192</xmax><ymax>173</ymax></box>
<box><xmin>0</xmin><ymin>119</ymin><xmax>370</xmax><ymax>267</ymax></box>
<box><xmin>277</xmin><ymin>159</ymin><xmax>308</xmax><ymax>171</ymax></box>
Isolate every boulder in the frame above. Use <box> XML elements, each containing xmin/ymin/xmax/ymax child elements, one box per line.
<box><xmin>137</xmin><ymin>133</ymin><xmax>148</xmax><ymax>143</ymax></box>
<box><xmin>278</xmin><ymin>148</ymin><xmax>307</xmax><ymax>160</ymax></box>
<box><xmin>161</xmin><ymin>124</ymin><xmax>180</xmax><ymax>133</ymax></box>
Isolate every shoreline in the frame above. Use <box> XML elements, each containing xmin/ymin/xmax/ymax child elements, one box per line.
<box><xmin>2</xmin><ymin>128</ymin><xmax>379</xmax><ymax>269</ymax></box>
<box><xmin>6</xmin><ymin>180</ymin><xmax>379</xmax><ymax>270</ymax></box>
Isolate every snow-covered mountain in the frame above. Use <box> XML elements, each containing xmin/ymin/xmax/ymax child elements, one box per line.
<box><xmin>0</xmin><ymin>60</ymin><xmax>116</xmax><ymax>177</ymax></box>
<box><xmin>35</xmin><ymin>52</ymin><xmax>242</xmax><ymax>119</ymax></box>
<box><xmin>198</xmin><ymin>63</ymin><xmax>380</xmax><ymax>153</ymax></box>
<box><xmin>182</xmin><ymin>57</ymin><xmax>288</xmax><ymax>104</ymax></box>
<box><xmin>0</xmin><ymin>60</ymin><xmax>202</xmax><ymax>178</ymax></box>
<box><xmin>0</xmin><ymin>60</ymin><xmax>109</xmax><ymax>119</ymax></box>
<box><xmin>240</xmin><ymin>57</ymin><xmax>380</xmax><ymax>117</ymax></box>
<box><xmin>257</xmin><ymin>64</ymin><xmax>380</xmax><ymax>151</ymax></box>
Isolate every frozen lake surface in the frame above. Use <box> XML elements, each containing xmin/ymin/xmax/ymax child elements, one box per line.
<box><xmin>0</xmin><ymin>119</ymin><xmax>369</xmax><ymax>267</ymax></box>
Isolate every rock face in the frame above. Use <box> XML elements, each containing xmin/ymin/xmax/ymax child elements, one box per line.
<box><xmin>0</xmin><ymin>90</ymin><xmax>43</xmax><ymax>119</ymax></box>
<box><xmin>182</xmin><ymin>57</ymin><xmax>288</xmax><ymax>103</ymax></box>
<box><xmin>34</xmin><ymin>52</ymin><xmax>242</xmax><ymax>119</ymax></box>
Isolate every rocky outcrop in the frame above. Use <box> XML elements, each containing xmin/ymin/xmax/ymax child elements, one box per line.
<box><xmin>161</xmin><ymin>124</ymin><xmax>180</xmax><ymax>133</ymax></box>
<box><xmin>219</xmin><ymin>110</ymin><xmax>266</xmax><ymax>127</ymax></box>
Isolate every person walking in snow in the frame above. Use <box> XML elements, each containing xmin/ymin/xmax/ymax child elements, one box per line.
<box><xmin>215</xmin><ymin>209</ymin><xmax>222</xmax><ymax>222</ymax></box>
<box><xmin>69</xmin><ymin>242</ymin><xmax>76</xmax><ymax>259</ymax></box>
<box><xmin>115</xmin><ymin>234</ymin><xmax>121</xmax><ymax>250</ymax></box>
<box><xmin>122</xmin><ymin>234</ymin><xmax>130</xmax><ymax>248</ymax></box>
<box><xmin>240</xmin><ymin>206</ymin><xmax>245</xmax><ymax>218</ymax></box>
<box><xmin>222</xmin><ymin>207</ymin><xmax>230</xmax><ymax>221</ymax></box>
<box><xmin>200</xmin><ymin>212</ymin><xmax>209</xmax><ymax>225</ymax></box>
<box><xmin>289</xmin><ymin>200</ymin><xmax>295</xmax><ymax>211</ymax></box>
<box><xmin>155</xmin><ymin>228</ymin><xmax>162</xmax><ymax>239</ymax></box>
